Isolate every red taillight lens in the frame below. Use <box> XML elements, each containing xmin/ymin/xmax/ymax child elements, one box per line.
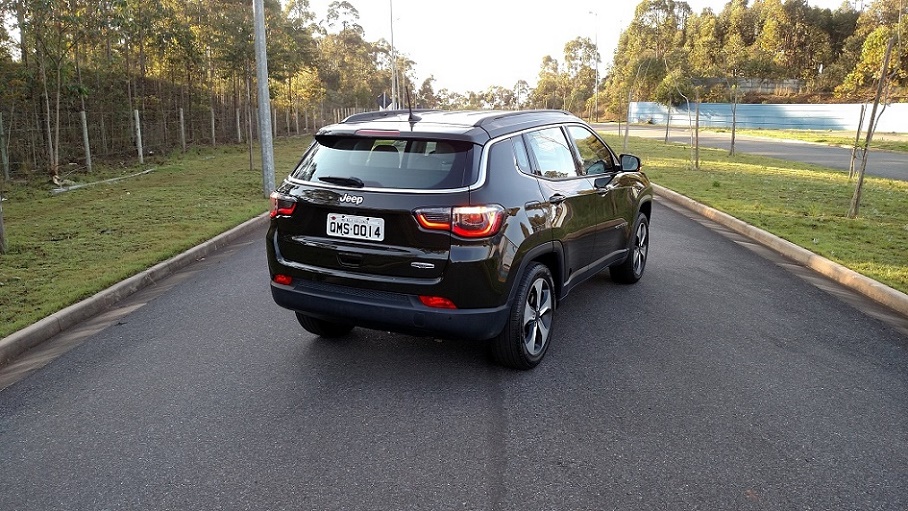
<box><xmin>419</xmin><ymin>295</ymin><xmax>457</xmax><ymax>309</ymax></box>
<box><xmin>451</xmin><ymin>206</ymin><xmax>505</xmax><ymax>238</ymax></box>
<box><xmin>414</xmin><ymin>205</ymin><xmax>505</xmax><ymax>238</ymax></box>
<box><xmin>273</xmin><ymin>274</ymin><xmax>293</xmax><ymax>286</ymax></box>
<box><xmin>414</xmin><ymin>208</ymin><xmax>451</xmax><ymax>230</ymax></box>
<box><xmin>269</xmin><ymin>192</ymin><xmax>296</xmax><ymax>218</ymax></box>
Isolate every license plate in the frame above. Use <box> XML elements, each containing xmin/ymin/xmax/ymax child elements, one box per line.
<box><xmin>326</xmin><ymin>213</ymin><xmax>385</xmax><ymax>241</ymax></box>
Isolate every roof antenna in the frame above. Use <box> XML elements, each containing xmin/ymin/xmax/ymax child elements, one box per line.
<box><xmin>406</xmin><ymin>86</ymin><xmax>421</xmax><ymax>125</ymax></box>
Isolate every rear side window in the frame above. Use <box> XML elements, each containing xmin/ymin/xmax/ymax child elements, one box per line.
<box><xmin>291</xmin><ymin>136</ymin><xmax>475</xmax><ymax>190</ymax></box>
<box><xmin>524</xmin><ymin>127</ymin><xmax>579</xmax><ymax>180</ymax></box>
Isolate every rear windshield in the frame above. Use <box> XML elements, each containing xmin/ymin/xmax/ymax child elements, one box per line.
<box><xmin>291</xmin><ymin>136</ymin><xmax>476</xmax><ymax>190</ymax></box>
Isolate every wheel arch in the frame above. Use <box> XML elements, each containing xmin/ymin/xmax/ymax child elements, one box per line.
<box><xmin>505</xmin><ymin>241</ymin><xmax>564</xmax><ymax>308</ymax></box>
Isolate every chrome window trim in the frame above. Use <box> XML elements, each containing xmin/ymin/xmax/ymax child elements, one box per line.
<box><xmin>284</xmin><ymin>121</ymin><xmax>610</xmax><ymax>192</ymax></box>
<box><xmin>482</xmin><ymin>122</ymin><xmax>611</xmax><ymax>184</ymax></box>
<box><xmin>283</xmin><ymin>176</ymin><xmax>474</xmax><ymax>195</ymax></box>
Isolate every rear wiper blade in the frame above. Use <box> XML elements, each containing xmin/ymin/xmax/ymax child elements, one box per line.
<box><xmin>318</xmin><ymin>176</ymin><xmax>364</xmax><ymax>188</ymax></box>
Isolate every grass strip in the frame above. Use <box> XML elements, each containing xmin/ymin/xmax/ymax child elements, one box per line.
<box><xmin>0</xmin><ymin>137</ymin><xmax>311</xmax><ymax>339</ymax></box>
<box><xmin>602</xmin><ymin>134</ymin><xmax>908</xmax><ymax>298</ymax></box>
<box><xmin>708</xmin><ymin>128</ymin><xmax>908</xmax><ymax>153</ymax></box>
<box><xmin>1</xmin><ymin>133</ymin><xmax>905</xmax><ymax>340</ymax></box>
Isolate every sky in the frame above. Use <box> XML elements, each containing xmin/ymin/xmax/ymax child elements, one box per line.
<box><xmin>306</xmin><ymin>0</ymin><xmax>853</xmax><ymax>94</ymax></box>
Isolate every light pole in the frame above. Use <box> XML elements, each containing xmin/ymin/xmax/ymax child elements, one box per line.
<box><xmin>253</xmin><ymin>0</ymin><xmax>274</xmax><ymax>196</ymax></box>
<box><xmin>389</xmin><ymin>0</ymin><xmax>398</xmax><ymax>109</ymax></box>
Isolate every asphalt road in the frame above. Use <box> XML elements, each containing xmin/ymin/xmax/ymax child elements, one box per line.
<box><xmin>1</xmin><ymin>200</ymin><xmax>906</xmax><ymax>510</ymax></box>
<box><xmin>593</xmin><ymin>123</ymin><xmax>908</xmax><ymax>182</ymax></box>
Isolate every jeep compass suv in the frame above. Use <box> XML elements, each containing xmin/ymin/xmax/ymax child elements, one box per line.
<box><xmin>267</xmin><ymin>109</ymin><xmax>652</xmax><ymax>369</ymax></box>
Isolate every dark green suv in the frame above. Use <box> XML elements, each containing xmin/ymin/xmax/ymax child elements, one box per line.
<box><xmin>267</xmin><ymin>109</ymin><xmax>652</xmax><ymax>369</ymax></box>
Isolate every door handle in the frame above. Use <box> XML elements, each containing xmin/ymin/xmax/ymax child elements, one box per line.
<box><xmin>548</xmin><ymin>194</ymin><xmax>567</xmax><ymax>204</ymax></box>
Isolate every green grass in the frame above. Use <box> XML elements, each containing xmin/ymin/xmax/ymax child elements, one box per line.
<box><xmin>0</xmin><ymin>137</ymin><xmax>311</xmax><ymax>339</ymax></box>
<box><xmin>707</xmin><ymin>128</ymin><xmax>908</xmax><ymax>153</ymax></box>
<box><xmin>602</xmin><ymin>134</ymin><xmax>908</xmax><ymax>295</ymax></box>
<box><xmin>1</xmin><ymin>133</ymin><xmax>906</xmax><ymax>341</ymax></box>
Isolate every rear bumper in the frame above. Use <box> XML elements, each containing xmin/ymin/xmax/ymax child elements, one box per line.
<box><xmin>271</xmin><ymin>279</ymin><xmax>509</xmax><ymax>340</ymax></box>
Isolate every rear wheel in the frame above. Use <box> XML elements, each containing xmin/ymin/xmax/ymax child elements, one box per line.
<box><xmin>610</xmin><ymin>213</ymin><xmax>649</xmax><ymax>284</ymax></box>
<box><xmin>295</xmin><ymin>312</ymin><xmax>354</xmax><ymax>338</ymax></box>
<box><xmin>492</xmin><ymin>263</ymin><xmax>555</xmax><ymax>370</ymax></box>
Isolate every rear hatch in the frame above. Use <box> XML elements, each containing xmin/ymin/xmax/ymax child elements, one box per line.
<box><xmin>272</xmin><ymin>135</ymin><xmax>478</xmax><ymax>280</ymax></box>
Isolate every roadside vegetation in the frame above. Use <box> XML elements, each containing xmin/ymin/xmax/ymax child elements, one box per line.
<box><xmin>602</xmin><ymin>133</ymin><xmax>908</xmax><ymax>298</ymax></box>
<box><xmin>1</xmin><ymin>134</ymin><xmax>906</xmax><ymax>340</ymax></box>
<box><xmin>0</xmin><ymin>138</ymin><xmax>309</xmax><ymax>339</ymax></box>
<box><xmin>1</xmin><ymin>0</ymin><xmax>905</xmax><ymax>184</ymax></box>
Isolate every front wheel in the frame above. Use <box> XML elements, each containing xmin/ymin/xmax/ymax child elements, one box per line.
<box><xmin>610</xmin><ymin>213</ymin><xmax>649</xmax><ymax>284</ymax></box>
<box><xmin>492</xmin><ymin>263</ymin><xmax>556</xmax><ymax>370</ymax></box>
<box><xmin>295</xmin><ymin>312</ymin><xmax>354</xmax><ymax>338</ymax></box>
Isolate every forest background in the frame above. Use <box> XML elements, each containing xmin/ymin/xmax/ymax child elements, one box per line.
<box><xmin>0</xmin><ymin>0</ymin><xmax>905</xmax><ymax>180</ymax></box>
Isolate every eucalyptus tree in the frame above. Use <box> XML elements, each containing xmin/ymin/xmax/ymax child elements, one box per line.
<box><xmin>839</xmin><ymin>0</ymin><xmax>907</xmax><ymax>94</ymax></box>
<box><xmin>416</xmin><ymin>76</ymin><xmax>438</xmax><ymax>108</ymax></box>
<box><xmin>12</xmin><ymin>0</ymin><xmax>105</xmax><ymax>178</ymax></box>
<box><xmin>603</xmin><ymin>0</ymin><xmax>692</xmax><ymax>123</ymax></box>
<box><xmin>532</xmin><ymin>55</ymin><xmax>567</xmax><ymax>110</ymax></box>
<box><xmin>562</xmin><ymin>37</ymin><xmax>598</xmax><ymax>113</ymax></box>
<box><xmin>278</xmin><ymin>0</ymin><xmax>319</xmax><ymax>116</ymax></box>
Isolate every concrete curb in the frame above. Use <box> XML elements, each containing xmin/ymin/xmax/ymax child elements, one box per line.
<box><xmin>654</xmin><ymin>184</ymin><xmax>908</xmax><ymax>318</ymax></box>
<box><xmin>2</xmin><ymin>186</ymin><xmax>906</xmax><ymax>367</ymax></box>
<box><xmin>0</xmin><ymin>213</ymin><xmax>270</xmax><ymax>365</ymax></box>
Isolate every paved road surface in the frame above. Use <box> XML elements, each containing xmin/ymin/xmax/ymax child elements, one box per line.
<box><xmin>594</xmin><ymin>123</ymin><xmax>908</xmax><ymax>181</ymax></box>
<box><xmin>1</xmin><ymin>200</ymin><xmax>905</xmax><ymax>510</ymax></box>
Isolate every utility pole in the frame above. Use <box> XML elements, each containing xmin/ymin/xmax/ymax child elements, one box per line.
<box><xmin>389</xmin><ymin>0</ymin><xmax>398</xmax><ymax>108</ymax></box>
<box><xmin>253</xmin><ymin>0</ymin><xmax>275</xmax><ymax>197</ymax></box>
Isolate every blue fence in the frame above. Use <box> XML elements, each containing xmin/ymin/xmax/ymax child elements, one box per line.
<box><xmin>629</xmin><ymin>102</ymin><xmax>908</xmax><ymax>133</ymax></box>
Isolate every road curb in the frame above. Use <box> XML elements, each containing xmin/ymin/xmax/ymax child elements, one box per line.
<box><xmin>3</xmin><ymin>187</ymin><xmax>907</xmax><ymax>367</ymax></box>
<box><xmin>654</xmin><ymin>184</ymin><xmax>908</xmax><ymax>318</ymax></box>
<box><xmin>0</xmin><ymin>213</ymin><xmax>270</xmax><ymax>365</ymax></box>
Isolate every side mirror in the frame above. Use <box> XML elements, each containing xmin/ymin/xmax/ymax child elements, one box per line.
<box><xmin>620</xmin><ymin>154</ymin><xmax>641</xmax><ymax>172</ymax></box>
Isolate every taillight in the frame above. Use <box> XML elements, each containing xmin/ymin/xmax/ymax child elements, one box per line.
<box><xmin>273</xmin><ymin>274</ymin><xmax>293</xmax><ymax>286</ymax></box>
<box><xmin>269</xmin><ymin>192</ymin><xmax>296</xmax><ymax>218</ymax></box>
<box><xmin>419</xmin><ymin>295</ymin><xmax>457</xmax><ymax>309</ymax></box>
<box><xmin>414</xmin><ymin>205</ymin><xmax>505</xmax><ymax>238</ymax></box>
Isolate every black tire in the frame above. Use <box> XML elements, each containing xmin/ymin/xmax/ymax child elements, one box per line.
<box><xmin>492</xmin><ymin>263</ymin><xmax>556</xmax><ymax>370</ymax></box>
<box><xmin>610</xmin><ymin>213</ymin><xmax>649</xmax><ymax>284</ymax></box>
<box><xmin>295</xmin><ymin>312</ymin><xmax>354</xmax><ymax>338</ymax></box>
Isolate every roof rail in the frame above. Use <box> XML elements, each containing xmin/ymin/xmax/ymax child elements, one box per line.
<box><xmin>342</xmin><ymin>109</ymin><xmax>437</xmax><ymax>123</ymax></box>
<box><xmin>472</xmin><ymin>109</ymin><xmax>573</xmax><ymax>128</ymax></box>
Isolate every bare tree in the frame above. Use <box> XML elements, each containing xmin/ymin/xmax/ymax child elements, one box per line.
<box><xmin>848</xmin><ymin>36</ymin><xmax>895</xmax><ymax>219</ymax></box>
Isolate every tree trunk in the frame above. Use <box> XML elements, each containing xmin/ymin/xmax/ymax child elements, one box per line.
<box><xmin>729</xmin><ymin>85</ymin><xmax>738</xmax><ymax>157</ymax></box>
<box><xmin>76</xmin><ymin>45</ymin><xmax>92</xmax><ymax>172</ymax></box>
<box><xmin>695</xmin><ymin>95</ymin><xmax>700</xmax><ymax>170</ymax></box>
<box><xmin>0</xmin><ymin>193</ymin><xmax>6</xmax><ymax>254</ymax></box>
<box><xmin>38</xmin><ymin>55</ymin><xmax>56</xmax><ymax>178</ymax></box>
<box><xmin>848</xmin><ymin>37</ymin><xmax>895</xmax><ymax>219</ymax></box>
<box><xmin>849</xmin><ymin>104</ymin><xmax>866</xmax><ymax>179</ymax></box>
<box><xmin>16</xmin><ymin>3</ymin><xmax>27</xmax><ymax>68</ymax></box>
<box><xmin>664</xmin><ymin>106</ymin><xmax>670</xmax><ymax>143</ymax></box>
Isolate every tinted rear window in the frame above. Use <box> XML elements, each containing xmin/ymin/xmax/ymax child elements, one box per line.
<box><xmin>291</xmin><ymin>136</ymin><xmax>476</xmax><ymax>190</ymax></box>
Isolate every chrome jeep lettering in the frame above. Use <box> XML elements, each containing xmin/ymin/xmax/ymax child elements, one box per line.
<box><xmin>339</xmin><ymin>193</ymin><xmax>364</xmax><ymax>205</ymax></box>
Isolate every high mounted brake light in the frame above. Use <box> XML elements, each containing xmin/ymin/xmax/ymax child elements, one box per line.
<box><xmin>354</xmin><ymin>129</ymin><xmax>401</xmax><ymax>137</ymax></box>
<box><xmin>414</xmin><ymin>205</ymin><xmax>506</xmax><ymax>239</ymax></box>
